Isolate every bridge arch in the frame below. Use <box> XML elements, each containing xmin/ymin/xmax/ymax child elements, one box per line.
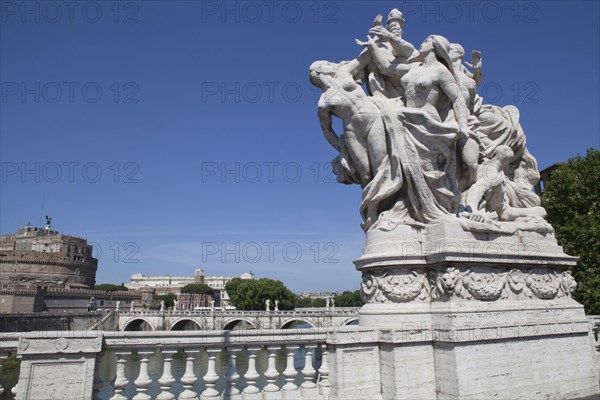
<box><xmin>170</xmin><ymin>318</ymin><xmax>202</xmax><ymax>331</ymax></box>
<box><xmin>343</xmin><ymin>317</ymin><xmax>359</xmax><ymax>326</ymax></box>
<box><xmin>222</xmin><ymin>318</ymin><xmax>256</xmax><ymax>330</ymax></box>
<box><xmin>122</xmin><ymin>318</ymin><xmax>155</xmax><ymax>331</ymax></box>
<box><xmin>280</xmin><ymin>319</ymin><xmax>315</xmax><ymax>329</ymax></box>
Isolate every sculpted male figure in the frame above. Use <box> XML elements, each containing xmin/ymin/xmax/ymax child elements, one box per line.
<box><xmin>449</xmin><ymin>43</ymin><xmax>482</xmax><ymax>113</ymax></box>
<box><xmin>360</xmin><ymin>8</ymin><xmax>418</xmax><ymax>100</ymax></box>
<box><xmin>310</xmin><ymin>60</ymin><xmax>387</xmax><ymax>186</ymax></box>
<box><xmin>462</xmin><ymin>145</ymin><xmax>546</xmax><ymax>222</ymax></box>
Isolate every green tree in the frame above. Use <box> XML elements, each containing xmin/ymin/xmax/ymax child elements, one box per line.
<box><xmin>180</xmin><ymin>283</ymin><xmax>215</xmax><ymax>297</ymax></box>
<box><xmin>542</xmin><ymin>148</ymin><xmax>600</xmax><ymax>314</ymax></box>
<box><xmin>155</xmin><ymin>293</ymin><xmax>177</xmax><ymax>308</ymax></box>
<box><xmin>334</xmin><ymin>290</ymin><xmax>365</xmax><ymax>307</ymax></box>
<box><xmin>295</xmin><ymin>296</ymin><xmax>314</xmax><ymax>308</ymax></box>
<box><xmin>180</xmin><ymin>283</ymin><xmax>215</xmax><ymax>308</ymax></box>
<box><xmin>225</xmin><ymin>278</ymin><xmax>296</xmax><ymax>310</ymax></box>
<box><xmin>95</xmin><ymin>283</ymin><xmax>128</xmax><ymax>292</ymax></box>
<box><xmin>295</xmin><ymin>296</ymin><xmax>327</xmax><ymax>308</ymax></box>
<box><xmin>312</xmin><ymin>298</ymin><xmax>327</xmax><ymax>307</ymax></box>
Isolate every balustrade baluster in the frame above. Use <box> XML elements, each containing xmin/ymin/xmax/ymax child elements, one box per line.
<box><xmin>110</xmin><ymin>351</ymin><xmax>130</xmax><ymax>400</ymax></box>
<box><xmin>263</xmin><ymin>345</ymin><xmax>281</xmax><ymax>394</ymax></box>
<box><xmin>317</xmin><ymin>344</ymin><xmax>330</xmax><ymax>396</ymax></box>
<box><xmin>157</xmin><ymin>349</ymin><xmax>177</xmax><ymax>400</ymax></box>
<box><xmin>0</xmin><ymin>354</ymin><xmax>5</xmax><ymax>396</ymax></box>
<box><xmin>282</xmin><ymin>345</ymin><xmax>299</xmax><ymax>393</ymax></box>
<box><xmin>201</xmin><ymin>347</ymin><xmax>221</xmax><ymax>399</ymax></box>
<box><xmin>300</xmin><ymin>344</ymin><xmax>318</xmax><ymax>397</ymax></box>
<box><xmin>11</xmin><ymin>382</ymin><xmax>18</xmax><ymax>399</ymax></box>
<box><xmin>9</xmin><ymin>353</ymin><xmax>22</xmax><ymax>400</ymax></box>
<box><xmin>242</xmin><ymin>346</ymin><xmax>262</xmax><ymax>398</ymax></box>
<box><xmin>179</xmin><ymin>348</ymin><xmax>199</xmax><ymax>400</ymax></box>
<box><xmin>223</xmin><ymin>347</ymin><xmax>242</xmax><ymax>399</ymax></box>
<box><xmin>133</xmin><ymin>350</ymin><xmax>154</xmax><ymax>400</ymax></box>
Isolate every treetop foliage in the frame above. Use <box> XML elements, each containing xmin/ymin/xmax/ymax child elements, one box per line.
<box><xmin>95</xmin><ymin>283</ymin><xmax>128</xmax><ymax>292</ymax></box>
<box><xmin>225</xmin><ymin>277</ymin><xmax>296</xmax><ymax>310</ymax></box>
<box><xmin>542</xmin><ymin>148</ymin><xmax>600</xmax><ymax>314</ymax></box>
<box><xmin>180</xmin><ymin>283</ymin><xmax>215</xmax><ymax>296</ymax></box>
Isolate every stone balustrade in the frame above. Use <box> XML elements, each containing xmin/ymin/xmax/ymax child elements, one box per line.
<box><xmin>119</xmin><ymin>307</ymin><xmax>359</xmax><ymax>317</ymax></box>
<box><xmin>101</xmin><ymin>329</ymin><xmax>331</xmax><ymax>400</ymax></box>
<box><xmin>0</xmin><ymin>328</ymin><xmax>336</xmax><ymax>399</ymax></box>
<box><xmin>118</xmin><ymin>308</ymin><xmax>360</xmax><ymax>331</ymax></box>
<box><xmin>1</xmin><ymin>316</ymin><xmax>599</xmax><ymax>399</ymax></box>
<box><xmin>590</xmin><ymin>315</ymin><xmax>600</xmax><ymax>352</ymax></box>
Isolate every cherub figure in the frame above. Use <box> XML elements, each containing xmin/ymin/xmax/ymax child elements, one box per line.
<box><xmin>461</xmin><ymin>145</ymin><xmax>546</xmax><ymax>223</ymax></box>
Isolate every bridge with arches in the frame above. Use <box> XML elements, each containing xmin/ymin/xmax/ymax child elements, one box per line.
<box><xmin>118</xmin><ymin>308</ymin><xmax>360</xmax><ymax>331</ymax></box>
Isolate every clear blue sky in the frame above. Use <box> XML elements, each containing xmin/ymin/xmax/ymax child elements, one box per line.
<box><xmin>1</xmin><ymin>1</ymin><xmax>599</xmax><ymax>292</ymax></box>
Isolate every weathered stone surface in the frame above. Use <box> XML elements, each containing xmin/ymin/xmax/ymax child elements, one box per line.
<box><xmin>15</xmin><ymin>332</ymin><xmax>102</xmax><ymax>400</ymax></box>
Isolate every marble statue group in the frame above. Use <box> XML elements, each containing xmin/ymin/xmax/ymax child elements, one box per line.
<box><xmin>310</xmin><ymin>9</ymin><xmax>548</xmax><ymax>234</ymax></box>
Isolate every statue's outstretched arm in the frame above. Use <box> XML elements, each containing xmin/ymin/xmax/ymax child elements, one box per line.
<box><xmin>440</xmin><ymin>69</ymin><xmax>471</xmax><ymax>138</ymax></box>
<box><xmin>389</xmin><ymin>37</ymin><xmax>418</xmax><ymax>59</ymax></box>
<box><xmin>465</xmin><ymin>50</ymin><xmax>483</xmax><ymax>87</ymax></box>
<box><xmin>356</xmin><ymin>36</ymin><xmax>410</xmax><ymax>77</ymax></box>
<box><xmin>368</xmin><ymin>25</ymin><xmax>416</xmax><ymax>58</ymax></box>
<box><xmin>465</xmin><ymin>179</ymin><xmax>491</xmax><ymax>212</ymax></box>
<box><xmin>344</xmin><ymin>48</ymin><xmax>371</xmax><ymax>78</ymax></box>
<box><xmin>318</xmin><ymin>104</ymin><xmax>340</xmax><ymax>152</ymax></box>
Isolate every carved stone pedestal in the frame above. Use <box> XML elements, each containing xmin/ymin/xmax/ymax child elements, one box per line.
<box><xmin>15</xmin><ymin>331</ymin><xmax>102</xmax><ymax>399</ymax></box>
<box><xmin>353</xmin><ymin>221</ymin><xmax>600</xmax><ymax>399</ymax></box>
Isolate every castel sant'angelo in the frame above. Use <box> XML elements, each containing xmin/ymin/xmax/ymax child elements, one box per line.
<box><xmin>0</xmin><ymin>221</ymin><xmax>98</xmax><ymax>290</ymax></box>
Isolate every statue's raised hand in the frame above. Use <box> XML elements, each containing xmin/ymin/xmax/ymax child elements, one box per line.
<box><xmin>372</xmin><ymin>14</ymin><xmax>383</xmax><ymax>27</ymax></box>
<box><xmin>466</xmin><ymin>50</ymin><xmax>482</xmax><ymax>69</ymax></box>
<box><xmin>355</xmin><ymin>35</ymin><xmax>377</xmax><ymax>48</ymax></box>
<box><xmin>368</xmin><ymin>25</ymin><xmax>394</xmax><ymax>42</ymax></box>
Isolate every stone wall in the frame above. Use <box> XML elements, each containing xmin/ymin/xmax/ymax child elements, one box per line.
<box><xmin>0</xmin><ymin>313</ymin><xmax>111</xmax><ymax>332</ymax></box>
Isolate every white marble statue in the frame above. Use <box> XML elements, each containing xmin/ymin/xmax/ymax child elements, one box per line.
<box><xmin>310</xmin><ymin>9</ymin><xmax>547</xmax><ymax>234</ymax></box>
<box><xmin>160</xmin><ymin>300</ymin><xmax>165</xmax><ymax>312</ymax></box>
<box><xmin>115</xmin><ymin>301</ymin><xmax>120</xmax><ymax>312</ymax></box>
<box><xmin>307</xmin><ymin>8</ymin><xmax>599</xmax><ymax>400</ymax></box>
<box><xmin>326</xmin><ymin>297</ymin><xmax>330</xmax><ymax>309</ymax></box>
<box><xmin>274</xmin><ymin>300</ymin><xmax>279</xmax><ymax>311</ymax></box>
<box><xmin>265</xmin><ymin>299</ymin><xmax>270</xmax><ymax>311</ymax></box>
<box><xmin>129</xmin><ymin>301</ymin><xmax>134</xmax><ymax>312</ymax></box>
<box><xmin>173</xmin><ymin>299</ymin><xmax>178</xmax><ymax>310</ymax></box>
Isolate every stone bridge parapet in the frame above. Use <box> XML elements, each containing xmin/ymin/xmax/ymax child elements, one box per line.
<box><xmin>118</xmin><ymin>307</ymin><xmax>360</xmax><ymax>331</ymax></box>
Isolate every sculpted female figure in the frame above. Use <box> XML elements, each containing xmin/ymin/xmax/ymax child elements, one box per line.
<box><xmin>356</xmin><ymin>34</ymin><xmax>480</xmax><ymax>227</ymax></box>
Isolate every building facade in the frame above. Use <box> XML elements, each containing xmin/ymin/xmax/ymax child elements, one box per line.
<box><xmin>126</xmin><ymin>269</ymin><xmax>253</xmax><ymax>308</ymax></box>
